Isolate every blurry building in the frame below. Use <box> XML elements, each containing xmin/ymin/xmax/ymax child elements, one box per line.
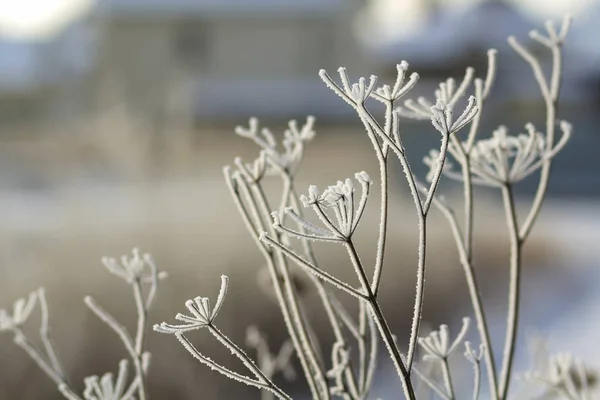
<box><xmin>91</xmin><ymin>0</ymin><xmax>372</xmax><ymax>122</ymax></box>
<box><xmin>0</xmin><ymin>40</ymin><xmax>50</xmax><ymax>125</ymax></box>
<box><xmin>0</xmin><ymin>20</ymin><xmax>96</xmax><ymax>127</ymax></box>
<box><xmin>374</xmin><ymin>0</ymin><xmax>538</xmax><ymax>100</ymax></box>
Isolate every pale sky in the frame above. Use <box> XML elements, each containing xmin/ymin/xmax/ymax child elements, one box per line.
<box><xmin>0</xmin><ymin>0</ymin><xmax>594</xmax><ymax>40</ymax></box>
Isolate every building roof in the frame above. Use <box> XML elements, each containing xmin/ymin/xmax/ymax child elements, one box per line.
<box><xmin>95</xmin><ymin>0</ymin><xmax>350</xmax><ymax>18</ymax></box>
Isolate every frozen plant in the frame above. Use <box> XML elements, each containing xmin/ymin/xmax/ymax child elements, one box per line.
<box><xmin>0</xmin><ymin>248</ymin><xmax>165</xmax><ymax>400</ymax></box>
<box><xmin>525</xmin><ymin>353</ymin><xmax>597</xmax><ymax>400</ymax></box>
<box><xmin>157</xmin><ymin>14</ymin><xmax>595</xmax><ymax>400</ymax></box>
<box><xmin>2</xmin><ymin>13</ymin><xmax>596</xmax><ymax>400</ymax></box>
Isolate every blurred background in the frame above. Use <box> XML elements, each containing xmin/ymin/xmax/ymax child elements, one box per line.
<box><xmin>0</xmin><ymin>0</ymin><xmax>598</xmax><ymax>398</ymax></box>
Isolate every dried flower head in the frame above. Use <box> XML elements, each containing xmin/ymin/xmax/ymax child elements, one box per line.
<box><xmin>464</xmin><ymin>341</ymin><xmax>485</xmax><ymax>364</ymax></box>
<box><xmin>235</xmin><ymin>117</ymin><xmax>315</xmax><ymax>177</ymax></box>
<box><xmin>102</xmin><ymin>248</ymin><xmax>167</xmax><ymax>284</ymax></box>
<box><xmin>418</xmin><ymin>318</ymin><xmax>470</xmax><ymax>361</ymax></box>
<box><xmin>272</xmin><ymin>172</ymin><xmax>372</xmax><ymax>242</ymax></box>
<box><xmin>154</xmin><ymin>275</ymin><xmax>229</xmax><ymax>334</ymax></box>
<box><xmin>430</xmin><ymin>121</ymin><xmax>572</xmax><ymax>186</ymax></box>
<box><xmin>371</xmin><ymin>61</ymin><xmax>420</xmax><ymax>103</ymax></box>
<box><xmin>525</xmin><ymin>353</ymin><xmax>597</xmax><ymax>399</ymax></box>
<box><xmin>0</xmin><ymin>291</ymin><xmax>38</xmax><ymax>331</ymax></box>
<box><xmin>80</xmin><ymin>359</ymin><xmax>131</xmax><ymax>400</ymax></box>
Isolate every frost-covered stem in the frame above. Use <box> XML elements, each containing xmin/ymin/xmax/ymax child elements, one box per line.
<box><xmin>462</xmin><ymin>156</ymin><xmax>475</xmax><ymax>257</ymax></box>
<box><xmin>132</xmin><ymin>278</ymin><xmax>149</xmax><ymax>400</ymax></box>
<box><xmin>208</xmin><ymin>324</ymin><xmax>288</xmax><ymax>397</ymax></box>
<box><xmin>225</xmin><ymin>169</ymin><xmax>320</xmax><ymax>396</ymax></box>
<box><xmin>407</xmin><ymin>213</ymin><xmax>426</xmax><ymax>371</ymax></box>
<box><xmin>360</xmin><ymin>107</ymin><xmax>423</xmax><ymax>216</ymax></box>
<box><xmin>344</xmin><ymin>241</ymin><xmax>374</xmax><ymax>298</ymax></box>
<box><xmin>358</xmin><ymin>105</ymin><xmax>449</xmax><ymax>371</ymax></box>
<box><xmin>362</xmin><ymin>101</ymin><xmax>391</xmax><ymax>296</ymax></box>
<box><xmin>12</xmin><ymin>327</ymin><xmax>72</xmax><ymax>390</ymax></box>
<box><xmin>423</xmin><ymin>133</ymin><xmax>450</xmax><ymax>213</ymax></box>
<box><xmin>499</xmin><ymin>184</ymin><xmax>522</xmax><ymax>399</ymax></box>
<box><xmin>413</xmin><ymin>365</ymin><xmax>451</xmax><ymax>400</ymax></box>
<box><xmin>345</xmin><ymin>240</ymin><xmax>416</xmax><ymax>400</ymax></box>
<box><xmin>364</xmin><ymin>312</ymin><xmax>378</xmax><ymax>396</ymax></box>
<box><xmin>462</xmin><ymin>79</ymin><xmax>485</xmax><ymax>255</ymax></box>
<box><xmin>250</xmin><ymin>181</ymin><xmax>330</xmax><ymax>400</ymax></box>
<box><xmin>84</xmin><ymin>296</ymin><xmax>147</xmax><ymax>400</ymax></box>
<box><xmin>510</xmin><ymin>34</ymin><xmax>564</xmax><ymax>241</ymax></box>
<box><xmin>176</xmin><ymin>332</ymin><xmax>292</xmax><ymax>400</ymax></box>
<box><xmin>37</xmin><ymin>289</ymin><xmax>69</xmax><ymax>385</ymax></box>
<box><xmin>58</xmin><ymin>385</ymin><xmax>83</xmax><ymax>400</ymax></box>
<box><xmin>407</xmin><ymin>134</ymin><xmax>452</xmax><ymax>370</ymax></box>
<box><xmin>470</xmin><ymin>359</ymin><xmax>482</xmax><ymax>400</ymax></box>
<box><xmin>287</xmin><ymin>186</ymin><xmax>361</xmax><ymax>397</ymax></box>
<box><xmin>368</xmin><ymin>299</ymin><xmax>416</xmax><ymax>400</ymax></box>
<box><xmin>262</xmin><ymin>235</ymin><xmax>367</xmax><ymax>300</ymax></box>
<box><xmin>441</xmin><ymin>357</ymin><xmax>456</xmax><ymax>400</ymax></box>
<box><xmin>359</xmin><ymin>107</ymin><xmax>427</xmax><ymax>372</ymax></box>
<box><xmin>431</xmin><ymin>196</ymin><xmax>499</xmax><ymax>399</ymax></box>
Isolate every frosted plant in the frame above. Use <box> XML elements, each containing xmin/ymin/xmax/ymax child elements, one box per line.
<box><xmin>414</xmin><ymin>15</ymin><xmax>576</xmax><ymax>400</ymax></box>
<box><xmin>525</xmin><ymin>353</ymin><xmax>597</xmax><ymax>400</ymax></box>
<box><xmin>414</xmin><ymin>319</ymin><xmax>470</xmax><ymax>400</ymax></box>
<box><xmin>2</xmin><ymin>13</ymin><xmax>592</xmax><ymax>400</ymax></box>
<box><xmin>154</xmin><ymin>14</ymin><xmax>583</xmax><ymax>400</ymax></box>
<box><xmin>0</xmin><ymin>289</ymin><xmax>70</xmax><ymax>389</ymax></box>
<box><xmin>271</xmin><ymin>172</ymin><xmax>372</xmax><ymax>243</ymax></box>
<box><xmin>0</xmin><ymin>248</ymin><xmax>164</xmax><ymax>400</ymax></box>
<box><xmin>424</xmin><ymin>122</ymin><xmax>572</xmax><ymax>187</ymax></box>
<box><xmin>63</xmin><ymin>360</ymin><xmax>132</xmax><ymax>400</ymax></box>
<box><xmin>245</xmin><ymin>325</ymin><xmax>297</xmax><ymax>400</ymax></box>
<box><xmin>154</xmin><ymin>276</ymin><xmax>292</xmax><ymax>400</ymax></box>
<box><xmin>464</xmin><ymin>342</ymin><xmax>485</xmax><ymax>400</ymax></box>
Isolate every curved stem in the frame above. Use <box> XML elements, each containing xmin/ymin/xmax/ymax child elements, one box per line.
<box><xmin>515</xmin><ymin>41</ymin><xmax>564</xmax><ymax>241</ymax></box>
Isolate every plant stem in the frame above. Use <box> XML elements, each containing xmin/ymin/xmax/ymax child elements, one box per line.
<box><xmin>208</xmin><ymin>325</ymin><xmax>292</xmax><ymax>400</ymax></box>
<box><xmin>132</xmin><ymin>278</ymin><xmax>149</xmax><ymax>400</ymax></box>
<box><xmin>441</xmin><ymin>357</ymin><xmax>456</xmax><ymax>400</ymax></box>
<box><xmin>499</xmin><ymin>183</ymin><xmax>522</xmax><ymax>399</ymax></box>
<box><xmin>251</xmin><ymin>181</ymin><xmax>330</xmax><ymax>400</ymax></box>
<box><xmin>224</xmin><ymin>172</ymin><xmax>324</xmax><ymax>400</ymax></box>
<box><xmin>345</xmin><ymin>241</ymin><xmax>416</xmax><ymax>400</ymax></box>
<box><xmin>431</xmin><ymin>194</ymin><xmax>499</xmax><ymax>399</ymax></box>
